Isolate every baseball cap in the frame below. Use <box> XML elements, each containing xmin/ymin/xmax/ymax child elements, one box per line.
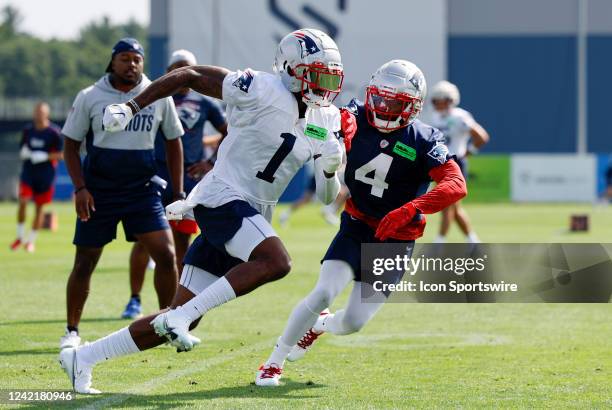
<box><xmin>168</xmin><ymin>49</ymin><xmax>197</xmax><ymax>67</ymax></box>
<box><xmin>105</xmin><ymin>38</ymin><xmax>145</xmax><ymax>73</ymax></box>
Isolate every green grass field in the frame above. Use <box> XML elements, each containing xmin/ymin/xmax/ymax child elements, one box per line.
<box><xmin>0</xmin><ymin>201</ymin><xmax>611</xmax><ymax>409</ymax></box>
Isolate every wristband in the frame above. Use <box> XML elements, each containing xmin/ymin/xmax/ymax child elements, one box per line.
<box><xmin>126</xmin><ymin>99</ymin><xmax>141</xmax><ymax>114</ymax></box>
<box><xmin>74</xmin><ymin>186</ymin><xmax>86</xmax><ymax>194</ymax></box>
<box><xmin>174</xmin><ymin>191</ymin><xmax>187</xmax><ymax>200</ymax></box>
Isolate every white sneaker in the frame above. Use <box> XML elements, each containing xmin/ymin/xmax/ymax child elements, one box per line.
<box><xmin>58</xmin><ymin>347</ymin><xmax>101</xmax><ymax>394</ymax></box>
<box><xmin>59</xmin><ymin>330</ymin><xmax>81</xmax><ymax>349</ymax></box>
<box><xmin>321</xmin><ymin>209</ymin><xmax>340</xmax><ymax>226</ymax></box>
<box><xmin>433</xmin><ymin>235</ymin><xmax>446</xmax><ymax>244</ymax></box>
<box><xmin>287</xmin><ymin>309</ymin><xmax>329</xmax><ymax>362</ymax></box>
<box><xmin>151</xmin><ymin>308</ymin><xmax>201</xmax><ymax>352</ymax></box>
<box><xmin>278</xmin><ymin>210</ymin><xmax>291</xmax><ymax>227</ymax></box>
<box><xmin>467</xmin><ymin>232</ymin><xmax>481</xmax><ymax>244</ymax></box>
<box><xmin>255</xmin><ymin>364</ymin><xmax>283</xmax><ymax>387</ymax></box>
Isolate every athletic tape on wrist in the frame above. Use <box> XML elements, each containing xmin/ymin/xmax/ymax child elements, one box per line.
<box><xmin>127</xmin><ymin>99</ymin><xmax>141</xmax><ymax>114</ymax></box>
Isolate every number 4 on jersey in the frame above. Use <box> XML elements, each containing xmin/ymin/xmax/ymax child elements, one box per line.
<box><xmin>354</xmin><ymin>153</ymin><xmax>393</xmax><ymax>198</ymax></box>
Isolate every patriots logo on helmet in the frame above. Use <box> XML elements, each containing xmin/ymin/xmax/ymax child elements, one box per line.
<box><xmin>409</xmin><ymin>73</ymin><xmax>425</xmax><ymax>92</ymax></box>
<box><xmin>294</xmin><ymin>32</ymin><xmax>320</xmax><ymax>58</ymax></box>
<box><xmin>427</xmin><ymin>143</ymin><xmax>449</xmax><ymax>164</ymax></box>
<box><xmin>232</xmin><ymin>69</ymin><xmax>254</xmax><ymax>93</ymax></box>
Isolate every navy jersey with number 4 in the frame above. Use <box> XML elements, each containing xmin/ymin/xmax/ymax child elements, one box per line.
<box><xmin>343</xmin><ymin>99</ymin><xmax>452</xmax><ymax>221</ymax></box>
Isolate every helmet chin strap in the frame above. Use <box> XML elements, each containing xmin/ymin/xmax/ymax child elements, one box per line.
<box><xmin>302</xmin><ymin>85</ymin><xmax>331</xmax><ymax>108</ymax></box>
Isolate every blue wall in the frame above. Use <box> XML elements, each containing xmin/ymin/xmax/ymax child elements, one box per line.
<box><xmin>587</xmin><ymin>35</ymin><xmax>612</xmax><ymax>153</ymax></box>
<box><xmin>449</xmin><ymin>36</ymin><xmax>577</xmax><ymax>153</ymax></box>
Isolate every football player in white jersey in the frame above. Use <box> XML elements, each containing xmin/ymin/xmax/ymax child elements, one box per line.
<box><xmin>428</xmin><ymin>81</ymin><xmax>489</xmax><ymax>244</ymax></box>
<box><xmin>58</xmin><ymin>28</ymin><xmax>345</xmax><ymax>394</ymax></box>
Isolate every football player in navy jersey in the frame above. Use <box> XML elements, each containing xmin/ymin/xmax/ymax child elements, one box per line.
<box><xmin>257</xmin><ymin>60</ymin><xmax>468</xmax><ymax>386</ymax></box>
<box><xmin>10</xmin><ymin>102</ymin><xmax>63</xmax><ymax>253</ymax></box>
<box><xmin>122</xmin><ymin>49</ymin><xmax>228</xmax><ymax>320</ymax></box>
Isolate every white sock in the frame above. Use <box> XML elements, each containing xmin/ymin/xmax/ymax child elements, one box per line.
<box><xmin>315</xmin><ymin>283</ymin><xmax>385</xmax><ymax>336</ymax></box>
<box><xmin>265</xmin><ymin>299</ymin><xmax>321</xmax><ymax>368</ymax></box>
<box><xmin>28</xmin><ymin>230</ymin><xmax>38</xmax><ymax>244</ymax></box>
<box><xmin>433</xmin><ymin>234</ymin><xmax>446</xmax><ymax>244</ymax></box>
<box><xmin>264</xmin><ymin>260</ymin><xmax>353</xmax><ymax>367</ymax></box>
<box><xmin>77</xmin><ymin>327</ymin><xmax>140</xmax><ymax>367</ymax></box>
<box><xmin>265</xmin><ymin>337</ymin><xmax>293</xmax><ymax>368</ymax></box>
<box><xmin>181</xmin><ymin>276</ymin><xmax>236</xmax><ymax>321</ymax></box>
<box><xmin>467</xmin><ymin>232</ymin><xmax>480</xmax><ymax>243</ymax></box>
<box><xmin>16</xmin><ymin>223</ymin><xmax>25</xmax><ymax>240</ymax></box>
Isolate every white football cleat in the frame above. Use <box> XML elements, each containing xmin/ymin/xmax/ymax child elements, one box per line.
<box><xmin>287</xmin><ymin>309</ymin><xmax>330</xmax><ymax>362</ymax></box>
<box><xmin>151</xmin><ymin>308</ymin><xmax>201</xmax><ymax>352</ymax></box>
<box><xmin>58</xmin><ymin>347</ymin><xmax>101</xmax><ymax>394</ymax></box>
<box><xmin>59</xmin><ymin>330</ymin><xmax>81</xmax><ymax>349</ymax></box>
<box><xmin>255</xmin><ymin>364</ymin><xmax>283</xmax><ymax>387</ymax></box>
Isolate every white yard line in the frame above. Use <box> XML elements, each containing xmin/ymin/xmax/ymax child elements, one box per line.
<box><xmin>83</xmin><ymin>338</ymin><xmax>274</xmax><ymax>410</ymax></box>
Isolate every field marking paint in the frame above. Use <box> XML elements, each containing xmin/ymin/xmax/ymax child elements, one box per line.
<box><xmin>83</xmin><ymin>338</ymin><xmax>275</xmax><ymax>410</ymax></box>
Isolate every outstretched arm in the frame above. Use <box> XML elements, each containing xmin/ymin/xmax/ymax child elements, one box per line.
<box><xmin>132</xmin><ymin>66</ymin><xmax>229</xmax><ymax>113</ymax></box>
<box><xmin>103</xmin><ymin>66</ymin><xmax>230</xmax><ymax>132</ymax></box>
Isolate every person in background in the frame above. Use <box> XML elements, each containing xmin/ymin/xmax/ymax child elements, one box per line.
<box><xmin>427</xmin><ymin>81</ymin><xmax>489</xmax><ymax>244</ymax></box>
<box><xmin>122</xmin><ymin>49</ymin><xmax>228</xmax><ymax>319</ymax></box>
<box><xmin>59</xmin><ymin>38</ymin><xmax>185</xmax><ymax>349</ymax></box>
<box><xmin>10</xmin><ymin>102</ymin><xmax>63</xmax><ymax>253</ymax></box>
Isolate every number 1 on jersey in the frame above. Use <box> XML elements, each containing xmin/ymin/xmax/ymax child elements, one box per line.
<box><xmin>354</xmin><ymin>153</ymin><xmax>393</xmax><ymax>198</ymax></box>
<box><xmin>256</xmin><ymin>133</ymin><xmax>297</xmax><ymax>183</ymax></box>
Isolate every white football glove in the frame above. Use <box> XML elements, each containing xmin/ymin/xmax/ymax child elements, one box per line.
<box><xmin>319</xmin><ymin>137</ymin><xmax>343</xmax><ymax>174</ymax></box>
<box><xmin>19</xmin><ymin>146</ymin><xmax>32</xmax><ymax>160</ymax></box>
<box><xmin>30</xmin><ymin>151</ymin><xmax>49</xmax><ymax>164</ymax></box>
<box><xmin>103</xmin><ymin>103</ymin><xmax>134</xmax><ymax>132</ymax></box>
<box><xmin>165</xmin><ymin>200</ymin><xmax>195</xmax><ymax>221</ymax></box>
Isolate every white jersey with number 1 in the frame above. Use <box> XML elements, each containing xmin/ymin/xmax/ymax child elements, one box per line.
<box><xmin>187</xmin><ymin>68</ymin><xmax>340</xmax><ymax>220</ymax></box>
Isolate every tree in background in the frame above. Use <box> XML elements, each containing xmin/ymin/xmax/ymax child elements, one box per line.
<box><xmin>0</xmin><ymin>6</ymin><xmax>148</xmax><ymax>99</ymax></box>
<box><xmin>0</xmin><ymin>5</ymin><xmax>21</xmax><ymax>39</ymax></box>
